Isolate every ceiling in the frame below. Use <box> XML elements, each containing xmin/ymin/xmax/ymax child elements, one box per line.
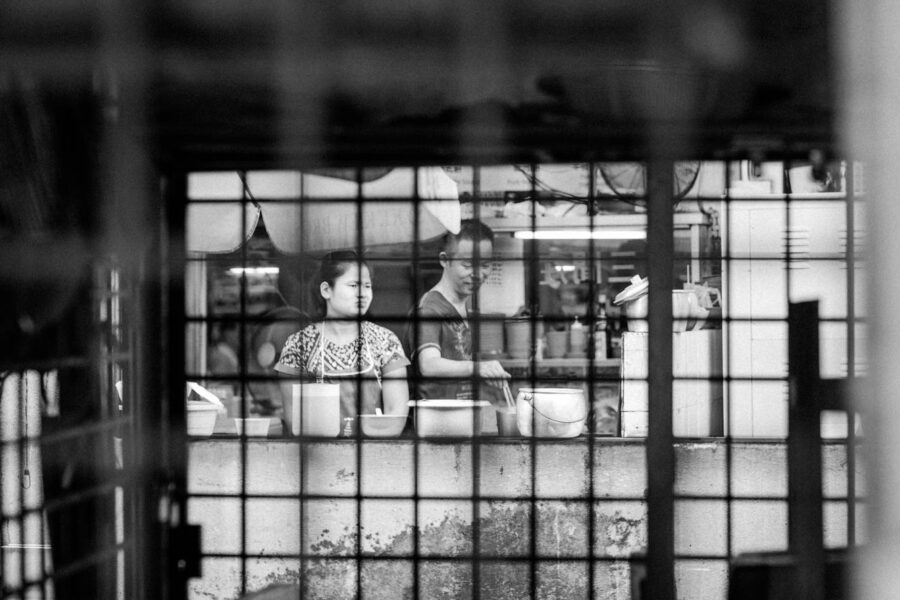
<box><xmin>1</xmin><ymin>0</ymin><xmax>837</xmax><ymax>170</ymax></box>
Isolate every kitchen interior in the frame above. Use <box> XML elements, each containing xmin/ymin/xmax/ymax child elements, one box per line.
<box><xmin>2</xmin><ymin>1</ymin><xmax>899</xmax><ymax>600</ymax></box>
<box><xmin>179</xmin><ymin>159</ymin><xmax>859</xmax><ymax>600</ymax></box>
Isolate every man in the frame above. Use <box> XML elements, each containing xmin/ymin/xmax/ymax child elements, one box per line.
<box><xmin>406</xmin><ymin>219</ymin><xmax>510</xmax><ymax>400</ymax></box>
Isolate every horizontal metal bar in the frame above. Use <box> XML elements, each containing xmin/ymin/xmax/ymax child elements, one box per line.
<box><xmin>42</xmin><ymin>481</ymin><xmax>123</xmax><ymax>514</ymax></box>
<box><xmin>38</xmin><ymin>415</ymin><xmax>134</xmax><ymax>447</ymax></box>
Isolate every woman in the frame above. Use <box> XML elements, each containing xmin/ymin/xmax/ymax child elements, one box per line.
<box><xmin>275</xmin><ymin>251</ymin><xmax>410</xmax><ymax>427</ymax></box>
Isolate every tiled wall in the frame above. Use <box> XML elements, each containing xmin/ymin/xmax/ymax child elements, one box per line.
<box><xmin>187</xmin><ymin>438</ymin><xmax>861</xmax><ymax>600</ymax></box>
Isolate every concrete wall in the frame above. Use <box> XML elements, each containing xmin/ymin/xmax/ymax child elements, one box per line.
<box><xmin>187</xmin><ymin>439</ymin><xmax>862</xmax><ymax>600</ymax></box>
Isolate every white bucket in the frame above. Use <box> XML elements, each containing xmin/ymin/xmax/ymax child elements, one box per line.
<box><xmin>287</xmin><ymin>383</ymin><xmax>341</xmax><ymax>437</ymax></box>
<box><xmin>516</xmin><ymin>388</ymin><xmax>587</xmax><ymax>438</ymax></box>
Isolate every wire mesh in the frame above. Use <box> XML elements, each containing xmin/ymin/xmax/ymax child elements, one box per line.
<box><xmin>180</xmin><ymin>161</ymin><xmax>865</xmax><ymax>600</ymax></box>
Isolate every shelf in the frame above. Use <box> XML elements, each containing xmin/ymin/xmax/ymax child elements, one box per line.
<box><xmin>483</xmin><ymin>212</ymin><xmax>708</xmax><ymax>233</ymax></box>
<box><xmin>726</xmin><ymin>192</ymin><xmax>847</xmax><ymax>200</ymax></box>
<box><xmin>499</xmin><ymin>357</ymin><xmax>621</xmax><ymax>369</ymax></box>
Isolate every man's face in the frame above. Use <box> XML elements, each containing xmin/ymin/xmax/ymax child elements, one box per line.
<box><xmin>441</xmin><ymin>238</ymin><xmax>493</xmax><ymax>299</ymax></box>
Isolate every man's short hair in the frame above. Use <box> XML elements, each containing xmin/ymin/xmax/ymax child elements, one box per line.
<box><xmin>443</xmin><ymin>219</ymin><xmax>494</xmax><ymax>257</ymax></box>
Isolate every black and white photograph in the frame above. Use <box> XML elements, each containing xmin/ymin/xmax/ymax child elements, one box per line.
<box><xmin>0</xmin><ymin>1</ymin><xmax>894</xmax><ymax>598</ymax></box>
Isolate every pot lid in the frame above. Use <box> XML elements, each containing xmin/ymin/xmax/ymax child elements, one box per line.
<box><xmin>613</xmin><ymin>275</ymin><xmax>648</xmax><ymax>305</ymax></box>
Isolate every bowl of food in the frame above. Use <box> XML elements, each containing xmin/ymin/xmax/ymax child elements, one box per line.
<box><xmin>234</xmin><ymin>417</ymin><xmax>271</xmax><ymax>437</ymax></box>
<box><xmin>359</xmin><ymin>414</ymin><xmax>408</xmax><ymax>438</ymax></box>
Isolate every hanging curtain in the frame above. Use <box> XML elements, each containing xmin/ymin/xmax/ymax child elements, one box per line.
<box><xmin>263</xmin><ymin>167</ymin><xmax>461</xmax><ymax>254</ymax></box>
<box><xmin>186</xmin><ymin>203</ymin><xmax>260</xmax><ymax>254</ymax></box>
<box><xmin>185</xmin><ymin>167</ymin><xmax>460</xmax><ymax>255</ymax></box>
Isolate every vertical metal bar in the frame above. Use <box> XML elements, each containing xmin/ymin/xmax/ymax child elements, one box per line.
<box><xmin>238</xmin><ymin>171</ymin><xmax>250</xmax><ymax>599</ymax></box>
<box><xmin>723</xmin><ymin>163</ymin><xmax>735</xmax><ymax>583</ymax></box>
<box><xmin>164</xmin><ymin>171</ymin><xmax>190</xmax><ymax>600</ymax></box>
<box><xmin>586</xmin><ymin>162</ymin><xmax>597</xmax><ymax>598</ymax></box>
<box><xmin>412</xmin><ymin>168</ymin><xmax>422</xmax><ymax>600</ymax></box>
<box><xmin>843</xmin><ymin>161</ymin><xmax>857</xmax><ymax>547</ymax></box>
<box><xmin>525</xmin><ymin>163</ymin><xmax>539</xmax><ymax>600</ymax></box>
<box><xmin>1</xmin><ymin>378</ymin><xmax>5</xmax><ymax>596</ymax></box>
<box><xmin>787</xmin><ymin>300</ymin><xmax>825</xmax><ymax>600</ymax></box>
<box><xmin>355</xmin><ymin>167</ymin><xmax>364</xmax><ymax>600</ymax></box>
<box><xmin>97</xmin><ymin>0</ymin><xmax>159</xmax><ymax>590</ymax></box>
<box><xmin>645</xmin><ymin>158</ymin><xmax>675</xmax><ymax>600</ymax></box>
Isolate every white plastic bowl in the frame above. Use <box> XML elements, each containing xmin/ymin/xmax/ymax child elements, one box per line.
<box><xmin>187</xmin><ymin>402</ymin><xmax>219</xmax><ymax>437</ymax></box>
<box><xmin>234</xmin><ymin>417</ymin><xmax>270</xmax><ymax>437</ymax></box>
<box><xmin>408</xmin><ymin>400</ymin><xmax>491</xmax><ymax>437</ymax></box>
<box><xmin>359</xmin><ymin>414</ymin><xmax>407</xmax><ymax>438</ymax></box>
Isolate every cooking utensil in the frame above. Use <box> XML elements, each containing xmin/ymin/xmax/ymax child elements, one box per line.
<box><xmin>502</xmin><ymin>381</ymin><xmax>516</xmax><ymax>409</ymax></box>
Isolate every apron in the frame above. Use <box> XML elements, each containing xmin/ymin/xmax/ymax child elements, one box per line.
<box><xmin>312</xmin><ymin>322</ymin><xmax>383</xmax><ymax>420</ymax></box>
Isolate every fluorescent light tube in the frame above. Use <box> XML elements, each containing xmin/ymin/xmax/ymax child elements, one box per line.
<box><xmin>227</xmin><ymin>266</ymin><xmax>280</xmax><ymax>276</ymax></box>
<box><xmin>514</xmin><ymin>230</ymin><xmax>646</xmax><ymax>240</ymax></box>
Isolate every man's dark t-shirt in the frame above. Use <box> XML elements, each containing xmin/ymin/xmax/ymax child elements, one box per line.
<box><xmin>405</xmin><ymin>290</ymin><xmax>473</xmax><ymax>400</ymax></box>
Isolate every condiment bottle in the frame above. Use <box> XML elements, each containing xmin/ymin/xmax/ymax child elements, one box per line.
<box><xmin>569</xmin><ymin>316</ymin><xmax>585</xmax><ymax>355</ymax></box>
<box><xmin>594</xmin><ymin>295</ymin><xmax>608</xmax><ymax>360</ymax></box>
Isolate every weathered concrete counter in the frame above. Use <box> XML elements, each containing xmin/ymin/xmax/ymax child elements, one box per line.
<box><xmin>187</xmin><ymin>437</ymin><xmax>862</xmax><ymax>600</ymax></box>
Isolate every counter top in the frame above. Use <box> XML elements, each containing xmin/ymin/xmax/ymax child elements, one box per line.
<box><xmin>499</xmin><ymin>357</ymin><xmax>621</xmax><ymax>369</ymax></box>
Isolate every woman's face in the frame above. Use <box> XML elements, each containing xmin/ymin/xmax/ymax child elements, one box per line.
<box><xmin>321</xmin><ymin>263</ymin><xmax>373</xmax><ymax>318</ymax></box>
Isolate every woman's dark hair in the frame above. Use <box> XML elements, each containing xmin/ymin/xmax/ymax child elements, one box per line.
<box><xmin>311</xmin><ymin>250</ymin><xmax>371</xmax><ymax>318</ymax></box>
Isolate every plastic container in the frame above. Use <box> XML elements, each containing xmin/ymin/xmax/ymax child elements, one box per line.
<box><xmin>234</xmin><ymin>417</ymin><xmax>271</xmax><ymax>437</ymax></box>
<box><xmin>568</xmin><ymin>317</ymin><xmax>586</xmax><ymax>356</ymax></box>
<box><xmin>286</xmin><ymin>383</ymin><xmax>341</xmax><ymax>437</ymax></box>
<box><xmin>545</xmin><ymin>330</ymin><xmax>568</xmax><ymax>358</ymax></box>
<box><xmin>187</xmin><ymin>402</ymin><xmax>219</xmax><ymax>437</ymax></box>
<box><xmin>505</xmin><ymin>319</ymin><xmax>534</xmax><ymax>359</ymax></box>
<box><xmin>359</xmin><ymin>414</ymin><xmax>407</xmax><ymax>438</ymax></box>
<box><xmin>408</xmin><ymin>399</ymin><xmax>491</xmax><ymax>437</ymax></box>
<box><xmin>476</xmin><ymin>313</ymin><xmax>506</xmax><ymax>357</ymax></box>
<box><xmin>516</xmin><ymin>388</ymin><xmax>587</xmax><ymax>438</ymax></box>
<box><xmin>614</xmin><ymin>275</ymin><xmax>649</xmax><ymax>332</ymax></box>
<box><xmin>594</xmin><ymin>298</ymin><xmax>609</xmax><ymax>360</ymax></box>
<box><xmin>495</xmin><ymin>407</ymin><xmax>520</xmax><ymax>436</ymax></box>
<box><xmin>671</xmin><ymin>289</ymin><xmax>697</xmax><ymax>332</ymax></box>
<box><xmin>614</xmin><ymin>275</ymin><xmax>707</xmax><ymax>332</ymax></box>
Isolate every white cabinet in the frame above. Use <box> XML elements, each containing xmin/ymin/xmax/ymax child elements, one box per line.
<box><xmin>724</xmin><ymin>197</ymin><xmax>865</xmax><ymax>438</ymax></box>
<box><xmin>620</xmin><ymin>330</ymin><xmax>724</xmax><ymax>438</ymax></box>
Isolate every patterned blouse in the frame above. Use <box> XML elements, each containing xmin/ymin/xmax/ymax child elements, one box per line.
<box><xmin>275</xmin><ymin>321</ymin><xmax>409</xmax><ymax>380</ymax></box>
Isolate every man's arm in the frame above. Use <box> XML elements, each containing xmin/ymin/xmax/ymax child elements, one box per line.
<box><xmin>416</xmin><ymin>346</ymin><xmax>510</xmax><ymax>388</ymax></box>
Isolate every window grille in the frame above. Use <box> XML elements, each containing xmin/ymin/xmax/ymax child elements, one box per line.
<box><xmin>181</xmin><ymin>160</ymin><xmax>864</xmax><ymax>600</ymax></box>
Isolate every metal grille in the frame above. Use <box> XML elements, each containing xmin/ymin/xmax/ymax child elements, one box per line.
<box><xmin>180</xmin><ymin>160</ymin><xmax>864</xmax><ymax>600</ymax></box>
<box><xmin>3</xmin><ymin>1</ymin><xmax>869</xmax><ymax>598</ymax></box>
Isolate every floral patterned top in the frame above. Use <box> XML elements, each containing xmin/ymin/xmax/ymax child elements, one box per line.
<box><xmin>275</xmin><ymin>321</ymin><xmax>409</xmax><ymax>380</ymax></box>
